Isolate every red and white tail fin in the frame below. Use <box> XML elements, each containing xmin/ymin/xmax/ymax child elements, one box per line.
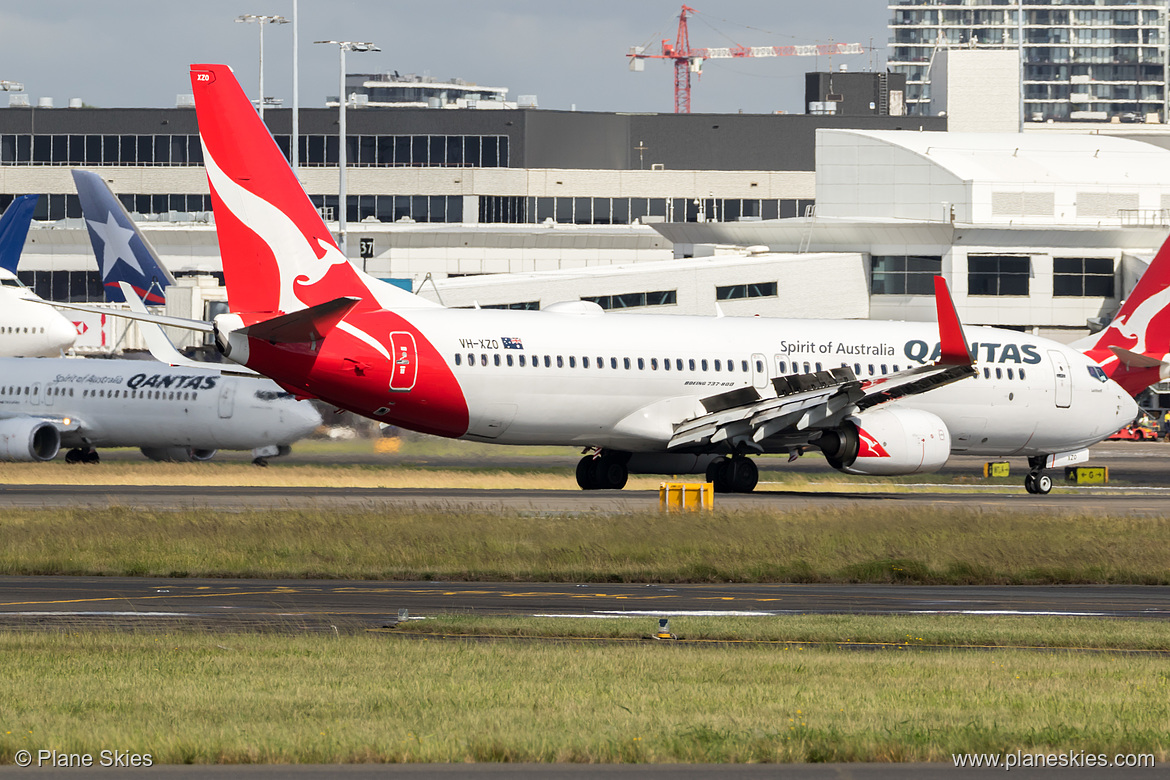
<box><xmin>189</xmin><ymin>64</ymin><xmax>433</xmax><ymax>316</ymax></box>
<box><xmin>1083</xmin><ymin>233</ymin><xmax>1170</xmax><ymax>396</ymax></box>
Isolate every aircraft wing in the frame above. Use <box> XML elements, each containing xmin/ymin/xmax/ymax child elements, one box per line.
<box><xmin>668</xmin><ymin>276</ymin><xmax>977</xmax><ymax>452</ymax></box>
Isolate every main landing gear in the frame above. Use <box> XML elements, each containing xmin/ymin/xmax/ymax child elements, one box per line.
<box><xmin>1024</xmin><ymin>456</ymin><xmax>1052</xmax><ymax>495</ymax></box>
<box><xmin>707</xmin><ymin>455</ymin><xmax>758</xmax><ymax>494</ymax></box>
<box><xmin>576</xmin><ymin>451</ymin><xmax>629</xmax><ymax>490</ymax></box>
<box><xmin>64</xmin><ymin>447</ymin><xmax>100</xmax><ymax>464</ymax></box>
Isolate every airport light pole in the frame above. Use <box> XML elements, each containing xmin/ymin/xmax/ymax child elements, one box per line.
<box><xmin>236</xmin><ymin>13</ymin><xmax>289</xmax><ymax>121</ymax></box>
<box><xmin>314</xmin><ymin>40</ymin><xmax>379</xmax><ymax>256</ymax></box>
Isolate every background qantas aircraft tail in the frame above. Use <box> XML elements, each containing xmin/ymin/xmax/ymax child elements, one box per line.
<box><xmin>188</xmin><ymin>63</ymin><xmax>434</xmax><ymax>317</ymax></box>
<box><xmin>0</xmin><ymin>195</ymin><xmax>39</xmax><ymax>274</ymax></box>
<box><xmin>72</xmin><ymin>170</ymin><xmax>175</xmax><ymax>305</ymax></box>
<box><xmin>1082</xmin><ymin>234</ymin><xmax>1170</xmax><ymax>396</ymax></box>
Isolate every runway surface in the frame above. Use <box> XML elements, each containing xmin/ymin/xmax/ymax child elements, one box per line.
<box><xmin>1</xmin><ymin>576</ymin><xmax>1167</xmax><ymax>633</ymax></box>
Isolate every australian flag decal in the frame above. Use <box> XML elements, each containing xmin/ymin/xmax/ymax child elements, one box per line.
<box><xmin>502</xmin><ymin>337</ymin><xmax>524</xmax><ymax>350</ymax></box>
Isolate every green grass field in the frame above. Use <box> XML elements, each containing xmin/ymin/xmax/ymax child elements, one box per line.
<box><xmin>1</xmin><ymin>505</ymin><xmax>1168</xmax><ymax>584</ymax></box>
<box><xmin>1</xmin><ymin>630</ymin><xmax>1167</xmax><ymax>764</ymax></box>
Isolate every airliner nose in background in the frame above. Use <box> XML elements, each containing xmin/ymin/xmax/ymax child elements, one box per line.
<box><xmin>43</xmin><ymin>63</ymin><xmax>1141</xmax><ymax>495</ymax></box>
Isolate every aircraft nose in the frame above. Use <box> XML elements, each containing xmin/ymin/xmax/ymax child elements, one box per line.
<box><xmin>290</xmin><ymin>400</ymin><xmax>322</xmax><ymax>437</ymax></box>
<box><xmin>48</xmin><ymin>316</ymin><xmax>78</xmax><ymax>353</ymax></box>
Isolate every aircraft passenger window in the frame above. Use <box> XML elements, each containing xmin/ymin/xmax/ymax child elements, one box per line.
<box><xmin>701</xmin><ymin>359</ymin><xmax>708</xmax><ymax>371</ymax></box>
<box><xmin>557</xmin><ymin>356</ymin><xmax>564</xmax><ymax>368</ymax></box>
<box><xmin>193</xmin><ymin>393</ymin><xmax>198</xmax><ymax>401</ymax></box>
<box><xmin>1007</xmin><ymin>368</ymin><xmax>1014</xmax><ymax>379</ymax></box>
<box><xmin>803</xmin><ymin>362</ymin><xmax>810</xmax><ymax>373</ymax></box>
<box><xmin>868</xmin><ymin>365</ymin><xmax>874</xmax><ymax>375</ymax></box>
<box><xmin>727</xmin><ymin>360</ymin><xmax>734</xmax><ymax>373</ymax></box>
<box><xmin>894</xmin><ymin>365</ymin><xmax>900</xmax><ymax>372</ymax></box>
<box><xmin>480</xmin><ymin>354</ymin><xmax>488</xmax><ymax>366</ymax></box>
<box><xmin>815</xmin><ymin>362</ymin><xmax>822</xmax><ymax>372</ymax></box>
<box><xmin>996</xmin><ymin>368</ymin><xmax>1002</xmax><ymax>379</ymax></box>
<box><xmin>99</xmin><ymin>390</ymin><xmax>105</xmax><ymax>398</ymax></box>
<box><xmin>611</xmin><ymin>357</ymin><xmax>618</xmax><ymax>369</ymax></box>
<box><xmin>663</xmin><ymin>359</ymin><xmax>670</xmax><ymax>371</ymax></box>
<box><xmin>675</xmin><ymin>359</ymin><xmax>682</xmax><ymax>371</ymax></box>
<box><xmin>493</xmin><ymin>355</ymin><xmax>501</xmax><ymax>367</ymax></box>
<box><xmin>756</xmin><ymin>360</ymin><xmax>764</xmax><ymax>373</ymax></box>
<box><xmin>454</xmin><ymin>354</ymin><xmax>462</xmax><ymax>366</ymax></box>
<box><xmin>984</xmin><ymin>367</ymin><xmax>990</xmax><ymax>379</ymax></box>
<box><xmin>881</xmin><ymin>365</ymin><xmax>887</xmax><ymax>374</ymax></box>
<box><xmin>506</xmin><ymin>355</ymin><xmax>513</xmax><ymax>367</ymax></box>
<box><xmin>714</xmin><ymin>360</ymin><xmax>721</xmax><ymax>372</ymax></box>
<box><xmin>689</xmin><ymin>359</ymin><xmax>696</xmax><ymax>371</ymax></box>
<box><xmin>69</xmin><ymin>388</ymin><xmax>73</xmax><ymax>397</ymax></box>
<box><xmin>519</xmin><ymin>355</ymin><xmax>526</xmax><ymax>367</ymax></box>
<box><xmin>582</xmin><ymin>357</ymin><xmax>589</xmax><ymax>369</ymax></box>
<box><xmin>544</xmin><ymin>355</ymin><xmax>551</xmax><ymax>368</ymax></box>
<box><xmin>1020</xmin><ymin>369</ymin><xmax>1026</xmax><ymax>380</ymax></box>
<box><xmin>597</xmin><ymin>356</ymin><xmax>604</xmax><ymax>368</ymax></box>
<box><xmin>624</xmin><ymin>358</ymin><xmax>631</xmax><ymax>370</ymax></box>
<box><xmin>779</xmin><ymin>361</ymin><xmax>787</xmax><ymax>373</ymax></box>
<box><xmin>651</xmin><ymin>358</ymin><xmax>659</xmax><ymax>370</ymax></box>
<box><xmin>569</xmin><ymin>356</ymin><xmax>576</xmax><ymax>368</ymax></box>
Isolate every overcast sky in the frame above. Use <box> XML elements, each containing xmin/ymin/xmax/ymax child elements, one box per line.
<box><xmin>1</xmin><ymin>1</ymin><xmax>890</xmax><ymax>115</ymax></box>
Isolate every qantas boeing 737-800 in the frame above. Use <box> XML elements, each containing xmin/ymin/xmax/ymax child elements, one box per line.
<box><xmin>49</xmin><ymin>64</ymin><xmax>1141</xmax><ymax>495</ymax></box>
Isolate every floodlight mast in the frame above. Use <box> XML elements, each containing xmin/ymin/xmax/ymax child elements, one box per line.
<box><xmin>313</xmin><ymin>40</ymin><xmax>379</xmax><ymax>256</ymax></box>
<box><xmin>236</xmin><ymin>13</ymin><xmax>289</xmax><ymax>120</ymax></box>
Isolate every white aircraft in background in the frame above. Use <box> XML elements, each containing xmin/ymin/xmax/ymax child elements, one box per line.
<box><xmin>0</xmin><ymin>197</ymin><xmax>78</xmax><ymax>357</ymax></box>
<box><xmin>0</xmin><ymin>358</ymin><xmax>321</xmax><ymax>464</ymax></box>
<box><xmin>47</xmin><ymin>63</ymin><xmax>1139</xmax><ymax>494</ymax></box>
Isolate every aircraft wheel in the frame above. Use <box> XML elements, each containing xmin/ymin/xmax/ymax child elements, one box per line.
<box><xmin>81</xmin><ymin>449</ymin><xmax>100</xmax><ymax>464</ymax></box>
<box><xmin>595</xmin><ymin>457</ymin><xmax>628</xmax><ymax>490</ymax></box>
<box><xmin>252</xmin><ymin>457</ymin><xmax>269</xmax><ymax>467</ymax></box>
<box><xmin>708</xmin><ymin>457</ymin><xmax>734</xmax><ymax>493</ymax></box>
<box><xmin>730</xmin><ymin>457</ymin><xmax>759</xmax><ymax>493</ymax></box>
<box><xmin>1024</xmin><ymin>472</ymin><xmax>1037</xmax><ymax>494</ymax></box>
<box><xmin>1034</xmin><ymin>473</ymin><xmax>1052</xmax><ymax>495</ymax></box>
<box><xmin>575</xmin><ymin>456</ymin><xmax>598</xmax><ymax>490</ymax></box>
<box><xmin>65</xmin><ymin>448</ymin><xmax>84</xmax><ymax>465</ymax></box>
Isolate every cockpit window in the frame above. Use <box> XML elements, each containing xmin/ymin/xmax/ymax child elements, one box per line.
<box><xmin>0</xmin><ymin>278</ymin><xmax>25</xmax><ymax>288</ymax></box>
<box><xmin>1087</xmin><ymin>365</ymin><xmax>1109</xmax><ymax>383</ymax></box>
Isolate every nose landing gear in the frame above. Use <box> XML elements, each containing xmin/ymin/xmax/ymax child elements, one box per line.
<box><xmin>1024</xmin><ymin>456</ymin><xmax>1052</xmax><ymax>495</ymax></box>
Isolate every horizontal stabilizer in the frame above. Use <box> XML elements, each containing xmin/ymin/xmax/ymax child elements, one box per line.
<box><xmin>1109</xmin><ymin>345</ymin><xmax>1169</xmax><ymax>369</ymax></box>
<box><xmin>39</xmin><ymin>298</ymin><xmax>214</xmax><ymax>333</ymax></box>
<box><xmin>119</xmin><ymin>282</ymin><xmax>258</xmax><ymax>377</ymax></box>
<box><xmin>240</xmin><ymin>296</ymin><xmax>362</xmax><ymax>344</ymax></box>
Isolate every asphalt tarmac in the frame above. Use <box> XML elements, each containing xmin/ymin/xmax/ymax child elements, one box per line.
<box><xmin>1</xmin><ymin>577</ymin><xmax>1167</xmax><ymax>634</ymax></box>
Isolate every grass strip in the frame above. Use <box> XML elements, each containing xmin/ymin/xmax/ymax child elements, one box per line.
<box><xmin>392</xmin><ymin>614</ymin><xmax>1170</xmax><ymax>652</ymax></box>
<box><xmin>1</xmin><ymin>506</ymin><xmax>1169</xmax><ymax>584</ymax></box>
<box><xmin>0</xmin><ymin>630</ymin><xmax>1167</xmax><ymax>764</ymax></box>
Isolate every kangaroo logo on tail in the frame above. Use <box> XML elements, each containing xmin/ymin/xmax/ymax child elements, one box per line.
<box><xmin>1085</xmin><ymin>236</ymin><xmax>1170</xmax><ymax>396</ymax></box>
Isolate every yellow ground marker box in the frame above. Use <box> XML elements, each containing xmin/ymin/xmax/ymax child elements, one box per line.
<box><xmin>659</xmin><ymin>482</ymin><xmax>714</xmax><ymax>511</ymax></box>
<box><xmin>983</xmin><ymin>461</ymin><xmax>1010</xmax><ymax>478</ymax></box>
<box><xmin>1065</xmin><ymin>466</ymin><xmax>1108</xmax><ymax>484</ymax></box>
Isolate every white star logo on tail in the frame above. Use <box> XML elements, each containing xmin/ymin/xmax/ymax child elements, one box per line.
<box><xmin>86</xmin><ymin>212</ymin><xmax>143</xmax><ymax>279</ymax></box>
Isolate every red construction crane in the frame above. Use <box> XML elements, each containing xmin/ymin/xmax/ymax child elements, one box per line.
<box><xmin>628</xmin><ymin>5</ymin><xmax>864</xmax><ymax>114</ymax></box>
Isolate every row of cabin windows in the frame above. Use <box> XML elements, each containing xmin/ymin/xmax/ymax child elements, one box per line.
<box><xmin>451</xmin><ymin>354</ymin><xmax>1030</xmax><ymax>383</ymax></box>
<box><xmin>1</xmin><ymin>386</ymin><xmax>73</xmax><ymax>396</ymax></box>
<box><xmin>455</xmin><ymin>353</ymin><xmax>755</xmax><ymax>373</ymax></box>
<box><xmin>1</xmin><ymin>326</ymin><xmax>46</xmax><ymax>335</ymax></box>
<box><xmin>79</xmin><ymin>388</ymin><xmax>199</xmax><ymax>401</ymax></box>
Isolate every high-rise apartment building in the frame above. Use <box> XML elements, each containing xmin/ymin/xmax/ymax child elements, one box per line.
<box><xmin>888</xmin><ymin>1</ymin><xmax>1169</xmax><ymax>122</ymax></box>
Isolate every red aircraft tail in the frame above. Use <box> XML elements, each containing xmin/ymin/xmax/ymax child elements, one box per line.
<box><xmin>1083</xmin><ymin>234</ymin><xmax>1170</xmax><ymax>396</ymax></box>
<box><xmin>188</xmin><ymin>64</ymin><xmax>425</xmax><ymax>317</ymax></box>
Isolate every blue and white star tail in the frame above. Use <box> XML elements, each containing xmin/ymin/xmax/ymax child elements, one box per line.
<box><xmin>72</xmin><ymin>169</ymin><xmax>176</xmax><ymax>305</ymax></box>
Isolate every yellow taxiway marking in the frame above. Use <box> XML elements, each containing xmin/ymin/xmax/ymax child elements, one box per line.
<box><xmin>0</xmin><ymin>589</ymin><xmax>299</xmax><ymax>608</ymax></box>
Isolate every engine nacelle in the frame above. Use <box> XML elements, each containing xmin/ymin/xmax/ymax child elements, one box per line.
<box><xmin>140</xmin><ymin>447</ymin><xmax>217</xmax><ymax>463</ymax></box>
<box><xmin>0</xmin><ymin>418</ymin><xmax>61</xmax><ymax>462</ymax></box>
<box><xmin>816</xmin><ymin>408</ymin><xmax>950</xmax><ymax>476</ymax></box>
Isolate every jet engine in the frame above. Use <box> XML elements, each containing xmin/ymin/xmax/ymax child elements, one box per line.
<box><xmin>815</xmin><ymin>408</ymin><xmax>950</xmax><ymax>476</ymax></box>
<box><xmin>0</xmin><ymin>418</ymin><xmax>61</xmax><ymax>461</ymax></box>
<box><xmin>140</xmin><ymin>447</ymin><xmax>217</xmax><ymax>463</ymax></box>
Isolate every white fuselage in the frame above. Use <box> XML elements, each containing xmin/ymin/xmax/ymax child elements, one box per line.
<box><xmin>0</xmin><ymin>358</ymin><xmax>320</xmax><ymax>451</ymax></box>
<box><xmin>419</xmin><ymin>307</ymin><xmax>1136</xmax><ymax>457</ymax></box>
<box><xmin>0</xmin><ymin>278</ymin><xmax>78</xmax><ymax>358</ymax></box>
